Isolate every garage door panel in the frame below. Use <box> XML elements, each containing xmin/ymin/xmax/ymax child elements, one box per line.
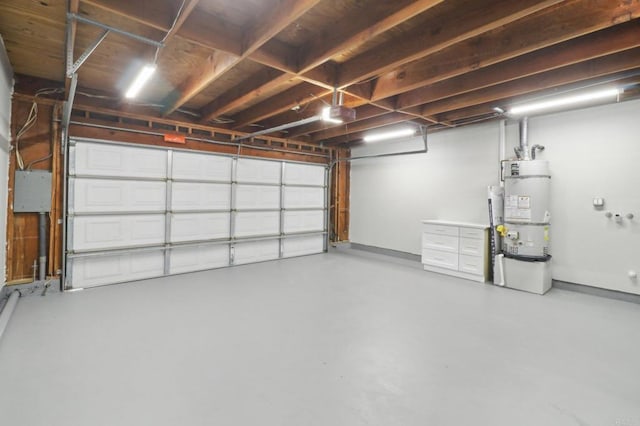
<box><xmin>69</xmin><ymin>250</ymin><xmax>165</xmax><ymax>288</ymax></box>
<box><xmin>70</xmin><ymin>178</ymin><xmax>166</xmax><ymax>213</ymax></box>
<box><xmin>67</xmin><ymin>140</ymin><xmax>327</xmax><ymax>288</ymax></box>
<box><xmin>71</xmin><ymin>142</ymin><xmax>167</xmax><ymax>179</ymax></box>
<box><xmin>283</xmin><ymin>164</ymin><xmax>325</xmax><ymax>186</ymax></box>
<box><xmin>236</xmin><ymin>158</ymin><xmax>281</xmax><ymax>184</ymax></box>
<box><xmin>171</xmin><ymin>182</ymin><xmax>230</xmax><ymax>211</ymax></box>
<box><xmin>235</xmin><ymin>185</ymin><xmax>280</xmax><ymax>210</ymax></box>
<box><xmin>234</xmin><ymin>211</ymin><xmax>280</xmax><ymax>237</ymax></box>
<box><xmin>171</xmin><ymin>212</ymin><xmax>230</xmax><ymax>242</ymax></box>
<box><xmin>283</xmin><ymin>187</ymin><xmax>324</xmax><ymax>209</ymax></box>
<box><xmin>282</xmin><ymin>235</ymin><xmax>324</xmax><ymax>258</ymax></box>
<box><xmin>172</xmin><ymin>151</ymin><xmax>232</xmax><ymax>182</ymax></box>
<box><xmin>170</xmin><ymin>244</ymin><xmax>229</xmax><ymax>274</ymax></box>
<box><xmin>71</xmin><ymin>214</ymin><xmax>165</xmax><ymax>252</ymax></box>
<box><xmin>233</xmin><ymin>240</ymin><xmax>279</xmax><ymax>265</ymax></box>
<box><xmin>283</xmin><ymin>210</ymin><xmax>324</xmax><ymax>233</ymax></box>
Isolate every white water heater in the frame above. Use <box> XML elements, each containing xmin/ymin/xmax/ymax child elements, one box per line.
<box><xmin>503</xmin><ymin>159</ymin><xmax>551</xmax><ymax>260</ymax></box>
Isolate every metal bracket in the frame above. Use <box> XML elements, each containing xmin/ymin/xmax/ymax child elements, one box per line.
<box><xmin>67</xmin><ymin>29</ymin><xmax>110</xmax><ymax>77</ymax></box>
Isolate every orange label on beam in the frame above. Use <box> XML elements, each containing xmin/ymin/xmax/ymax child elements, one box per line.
<box><xmin>164</xmin><ymin>134</ymin><xmax>186</xmax><ymax>144</ymax></box>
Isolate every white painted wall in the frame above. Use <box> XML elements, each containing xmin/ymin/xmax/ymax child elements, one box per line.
<box><xmin>0</xmin><ymin>36</ymin><xmax>13</xmax><ymax>290</ymax></box>
<box><xmin>350</xmin><ymin>122</ymin><xmax>499</xmax><ymax>254</ymax></box>
<box><xmin>350</xmin><ymin>99</ymin><xmax>640</xmax><ymax>295</ymax></box>
<box><xmin>509</xmin><ymin>100</ymin><xmax>640</xmax><ymax>295</ymax></box>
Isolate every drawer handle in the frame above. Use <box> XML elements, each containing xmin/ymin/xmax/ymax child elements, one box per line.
<box><xmin>434</xmin><ymin>257</ymin><xmax>445</xmax><ymax>261</ymax></box>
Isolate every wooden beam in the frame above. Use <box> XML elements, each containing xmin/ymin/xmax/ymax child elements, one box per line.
<box><xmin>81</xmin><ymin>0</ymin><xmax>178</xmax><ymax>31</ymax></box>
<box><xmin>333</xmin><ymin>0</ymin><xmax>564</xmax><ymax>88</ymax></box>
<box><xmin>243</xmin><ymin>0</ymin><xmax>322</xmax><ymax>57</ymax></box>
<box><xmin>436</xmin><ymin>73</ymin><xmax>640</xmax><ymax>124</ymax></box>
<box><xmin>201</xmin><ymin>69</ymin><xmax>290</xmax><ymax>122</ymax></box>
<box><xmin>162</xmin><ymin>0</ymin><xmax>201</xmax><ymax>45</ymax></box>
<box><xmin>297</xmin><ymin>0</ymin><xmax>443</xmax><ymax>73</ymax></box>
<box><xmin>164</xmin><ymin>0</ymin><xmax>321</xmax><ymax>115</ymax></box>
<box><xmin>312</xmin><ymin>112</ymin><xmax>412</xmax><ymax>143</ymax></box>
<box><xmin>162</xmin><ymin>50</ymin><xmax>240</xmax><ymax>115</ymax></box>
<box><xmin>231</xmin><ymin>83</ymin><xmax>332</xmax><ymax>129</ymax></box>
<box><xmin>371</xmin><ymin>0</ymin><xmax>640</xmax><ymax>100</ymax></box>
<box><xmin>418</xmin><ymin>49</ymin><xmax>640</xmax><ymax>117</ymax></box>
<box><xmin>396</xmin><ymin>19</ymin><xmax>640</xmax><ymax>110</ymax></box>
<box><xmin>288</xmin><ymin>104</ymin><xmax>389</xmax><ymax>138</ymax></box>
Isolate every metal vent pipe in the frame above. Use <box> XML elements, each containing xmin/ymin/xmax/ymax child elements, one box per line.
<box><xmin>518</xmin><ymin>117</ymin><xmax>530</xmax><ymax>160</ymax></box>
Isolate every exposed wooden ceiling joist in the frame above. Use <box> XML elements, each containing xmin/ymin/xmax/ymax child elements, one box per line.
<box><xmin>333</xmin><ymin>0</ymin><xmax>565</xmax><ymax>89</ymax></box>
<box><xmin>371</xmin><ymin>0</ymin><xmax>640</xmax><ymax>101</ymax></box>
<box><xmin>3</xmin><ymin>0</ymin><xmax>638</xmax><ymax>147</ymax></box>
<box><xmin>396</xmin><ymin>20</ymin><xmax>640</xmax><ymax>110</ymax></box>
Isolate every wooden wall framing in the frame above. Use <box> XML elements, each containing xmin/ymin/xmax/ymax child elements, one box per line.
<box><xmin>5</xmin><ymin>93</ymin><xmax>351</xmax><ymax>283</ymax></box>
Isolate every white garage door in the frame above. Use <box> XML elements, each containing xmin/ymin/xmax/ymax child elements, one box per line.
<box><xmin>66</xmin><ymin>138</ymin><xmax>327</xmax><ymax>288</ymax></box>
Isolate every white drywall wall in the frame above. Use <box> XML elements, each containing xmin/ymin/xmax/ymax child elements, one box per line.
<box><xmin>0</xmin><ymin>36</ymin><xmax>12</xmax><ymax>290</ymax></box>
<box><xmin>350</xmin><ymin>122</ymin><xmax>499</xmax><ymax>254</ymax></box>
<box><xmin>350</xmin><ymin>99</ymin><xmax>640</xmax><ymax>295</ymax></box>
<box><xmin>506</xmin><ymin>99</ymin><xmax>640</xmax><ymax>295</ymax></box>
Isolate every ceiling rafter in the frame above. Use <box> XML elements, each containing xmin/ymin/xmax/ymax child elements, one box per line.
<box><xmin>395</xmin><ymin>19</ymin><xmax>640</xmax><ymax>111</ymax></box>
<box><xmin>288</xmin><ymin>104</ymin><xmax>389</xmax><ymax>138</ymax></box>
<box><xmin>205</xmin><ymin>0</ymin><xmax>567</xmax><ymax>127</ymax></box>
<box><xmin>418</xmin><ymin>48</ymin><xmax>640</xmax><ymax>117</ymax></box>
<box><xmin>162</xmin><ymin>0</ymin><xmax>323</xmax><ymax>115</ymax></box>
<box><xmin>199</xmin><ymin>0</ymin><xmax>442</xmax><ymax>124</ymax></box>
<box><xmin>312</xmin><ymin>112</ymin><xmax>414</xmax><ymax>143</ymax></box>
<box><xmin>332</xmin><ymin>0</ymin><xmax>565</xmax><ymax>89</ymax></box>
<box><xmin>6</xmin><ymin>0</ymin><xmax>640</xmax><ymax>148</ymax></box>
<box><xmin>371</xmin><ymin>0</ymin><xmax>640</xmax><ymax>101</ymax></box>
<box><xmin>296</xmin><ymin>0</ymin><xmax>444</xmax><ymax>73</ymax></box>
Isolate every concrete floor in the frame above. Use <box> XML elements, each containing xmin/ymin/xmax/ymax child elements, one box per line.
<box><xmin>1</xmin><ymin>248</ymin><xmax>639</xmax><ymax>426</ymax></box>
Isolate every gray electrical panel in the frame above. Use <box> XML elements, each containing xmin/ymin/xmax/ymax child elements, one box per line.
<box><xmin>13</xmin><ymin>170</ymin><xmax>52</xmax><ymax>213</ymax></box>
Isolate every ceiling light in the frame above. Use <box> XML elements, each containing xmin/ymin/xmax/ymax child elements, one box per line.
<box><xmin>363</xmin><ymin>127</ymin><xmax>416</xmax><ymax>143</ymax></box>
<box><xmin>322</xmin><ymin>106</ymin><xmax>343</xmax><ymax>124</ymax></box>
<box><xmin>125</xmin><ymin>64</ymin><xmax>156</xmax><ymax>99</ymax></box>
<box><xmin>508</xmin><ymin>87</ymin><xmax>622</xmax><ymax>115</ymax></box>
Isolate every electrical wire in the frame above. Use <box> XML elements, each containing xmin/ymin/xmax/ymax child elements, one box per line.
<box><xmin>153</xmin><ymin>0</ymin><xmax>186</xmax><ymax>64</ymax></box>
<box><xmin>14</xmin><ymin>88</ymin><xmax>64</xmax><ymax>170</ymax></box>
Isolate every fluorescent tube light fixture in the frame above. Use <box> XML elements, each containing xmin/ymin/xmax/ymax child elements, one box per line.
<box><xmin>322</xmin><ymin>106</ymin><xmax>343</xmax><ymax>124</ymax></box>
<box><xmin>508</xmin><ymin>87</ymin><xmax>622</xmax><ymax>115</ymax></box>
<box><xmin>363</xmin><ymin>127</ymin><xmax>416</xmax><ymax>143</ymax></box>
<box><xmin>125</xmin><ymin>64</ymin><xmax>156</xmax><ymax>99</ymax></box>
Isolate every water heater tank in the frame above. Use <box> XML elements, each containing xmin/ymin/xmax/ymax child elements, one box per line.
<box><xmin>503</xmin><ymin>160</ymin><xmax>551</xmax><ymax>260</ymax></box>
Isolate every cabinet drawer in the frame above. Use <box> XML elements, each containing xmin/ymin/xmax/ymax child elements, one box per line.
<box><xmin>458</xmin><ymin>254</ymin><xmax>484</xmax><ymax>275</ymax></box>
<box><xmin>422</xmin><ymin>233</ymin><xmax>458</xmax><ymax>253</ymax></box>
<box><xmin>459</xmin><ymin>237</ymin><xmax>484</xmax><ymax>256</ymax></box>
<box><xmin>423</xmin><ymin>224</ymin><xmax>459</xmax><ymax>237</ymax></box>
<box><xmin>421</xmin><ymin>249</ymin><xmax>458</xmax><ymax>270</ymax></box>
<box><xmin>459</xmin><ymin>227</ymin><xmax>485</xmax><ymax>239</ymax></box>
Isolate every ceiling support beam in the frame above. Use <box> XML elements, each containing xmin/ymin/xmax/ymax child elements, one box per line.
<box><xmin>418</xmin><ymin>48</ymin><xmax>640</xmax><ymax>117</ymax></box>
<box><xmin>371</xmin><ymin>0</ymin><xmax>640</xmax><ymax>101</ymax></box>
<box><xmin>202</xmin><ymin>0</ymin><xmax>443</xmax><ymax>121</ymax></box>
<box><xmin>163</xmin><ymin>0</ymin><xmax>322</xmax><ymax>115</ymax></box>
<box><xmin>231</xmin><ymin>83</ymin><xmax>332</xmax><ymax>129</ymax></box>
<box><xmin>162</xmin><ymin>51</ymin><xmax>240</xmax><ymax>115</ymax></box>
<box><xmin>201</xmin><ymin>69</ymin><xmax>291</xmax><ymax>121</ymax></box>
<box><xmin>312</xmin><ymin>112</ymin><xmax>413</xmax><ymax>143</ymax></box>
<box><xmin>396</xmin><ymin>19</ymin><xmax>640</xmax><ymax>110</ymax></box>
<box><xmin>333</xmin><ymin>0</ymin><xmax>564</xmax><ymax>88</ymax></box>
<box><xmin>288</xmin><ymin>104</ymin><xmax>389</xmax><ymax>138</ymax></box>
<box><xmin>297</xmin><ymin>0</ymin><xmax>444</xmax><ymax>73</ymax></box>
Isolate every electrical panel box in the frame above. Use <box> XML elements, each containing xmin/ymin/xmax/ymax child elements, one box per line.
<box><xmin>13</xmin><ymin>170</ymin><xmax>52</xmax><ymax>213</ymax></box>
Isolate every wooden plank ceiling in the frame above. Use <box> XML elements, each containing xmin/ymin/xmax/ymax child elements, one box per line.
<box><xmin>1</xmin><ymin>0</ymin><xmax>639</xmax><ymax>146</ymax></box>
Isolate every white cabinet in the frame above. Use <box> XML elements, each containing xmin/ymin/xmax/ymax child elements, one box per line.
<box><xmin>421</xmin><ymin>220</ymin><xmax>489</xmax><ymax>283</ymax></box>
